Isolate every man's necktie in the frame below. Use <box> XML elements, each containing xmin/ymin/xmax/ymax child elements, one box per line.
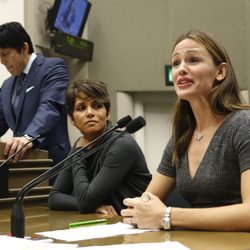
<box><xmin>12</xmin><ymin>73</ymin><xmax>26</xmax><ymax>119</ymax></box>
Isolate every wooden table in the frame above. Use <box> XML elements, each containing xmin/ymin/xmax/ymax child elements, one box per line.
<box><xmin>1</xmin><ymin>205</ymin><xmax>250</xmax><ymax>250</ymax></box>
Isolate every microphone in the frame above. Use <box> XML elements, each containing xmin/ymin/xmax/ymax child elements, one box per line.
<box><xmin>11</xmin><ymin>115</ymin><xmax>136</xmax><ymax>238</ymax></box>
<box><xmin>0</xmin><ymin>128</ymin><xmax>50</xmax><ymax>168</ymax></box>
<box><xmin>126</xmin><ymin>116</ymin><xmax>146</xmax><ymax>133</ymax></box>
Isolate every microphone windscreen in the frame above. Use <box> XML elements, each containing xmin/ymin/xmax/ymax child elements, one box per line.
<box><xmin>38</xmin><ymin>128</ymin><xmax>50</xmax><ymax>138</ymax></box>
<box><xmin>126</xmin><ymin>116</ymin><xmax>146</xmax><ymax>134</ymax></box>
<box><xmin>116</xmin><ymin>115</ymin><xmax>132</xmax><ymax>128</ymax></box>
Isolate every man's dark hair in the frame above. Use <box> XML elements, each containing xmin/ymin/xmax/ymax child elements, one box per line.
<box><xmin>0</xmin><ymin>22</ymin><xmax>34</xmax><ymax>53</ymax></box>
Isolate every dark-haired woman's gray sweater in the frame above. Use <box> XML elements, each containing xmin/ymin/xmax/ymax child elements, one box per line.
<box><xmin>48</xmin><ymin>128</ymin><xmax>152</xmax><ymax>214</ymax></box>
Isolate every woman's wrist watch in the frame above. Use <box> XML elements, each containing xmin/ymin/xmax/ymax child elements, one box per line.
<box><xmin>161</xmin><ymin>207</ymin><xmax>172</xmax><ymax>230</ymax></box>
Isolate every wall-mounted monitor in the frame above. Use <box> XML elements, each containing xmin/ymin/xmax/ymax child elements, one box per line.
<box><xmin>49</xmin><ymin>0</ymin><xmax>91</xmax><ymax>37</ymax></box>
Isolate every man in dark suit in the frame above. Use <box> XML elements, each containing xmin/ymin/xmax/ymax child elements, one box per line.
<box><xmin>0</xmin><ymin>22</ymin><xmax>71</xmax><ymax>170</ymax></box>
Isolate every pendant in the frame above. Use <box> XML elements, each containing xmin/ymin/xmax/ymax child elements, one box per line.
<box><xmin>195</xmin><ymin>133</ymin><xmax>203</xmax><ymax>141</ymax></box>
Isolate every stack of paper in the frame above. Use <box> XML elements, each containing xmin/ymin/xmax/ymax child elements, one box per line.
<box><xmin>37</xmin><ymin>222</ymin><xmax>156</xmax><ymax>242</ymax></box>
<box><xmin>36</xmin><ymin>222</ymin><xmax>190</xmax><ymax>249</ymax></box>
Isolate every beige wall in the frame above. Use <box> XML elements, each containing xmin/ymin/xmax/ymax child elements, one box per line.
<box><xmin>87</xmin><ymin>0</ymin><xmax>250</xmax><ymax>120</ymax></box>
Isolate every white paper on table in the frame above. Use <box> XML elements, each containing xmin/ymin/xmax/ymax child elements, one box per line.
<box><xmin>37</xmin><ymin>222</ymin><xmax>158</xmax><ymax>242</ymax></box>
<box><xmin>77</xmin><ymin>241</ymin><xmax>190</xmax><ymax>250</ymax></box>
<box><xmin>0</xmin><ymin>235</ymin><xmax>78</xmax><ymax>250</ymax></box>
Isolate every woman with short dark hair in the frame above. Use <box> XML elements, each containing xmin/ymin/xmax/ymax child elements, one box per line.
<box><xmin>48</xmin><ymin>79</ymin><xmax>152</xmax><ymax>215</ymax></box>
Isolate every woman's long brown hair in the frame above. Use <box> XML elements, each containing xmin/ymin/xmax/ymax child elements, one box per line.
<box><xmin>171</xmin><ymin>30</ymin><xmax>250</xmax><ymax>166</ymax></box>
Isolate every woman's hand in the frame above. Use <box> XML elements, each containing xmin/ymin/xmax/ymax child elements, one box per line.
<box><xmin>121</xmin><ymin>192</ymin><xmax>166</xmax><ymax>229</ymax></box>
<box><xmin>95</xmin><ymin>204</ymin><xmax>118</xmax><ymax>216</ymax></box>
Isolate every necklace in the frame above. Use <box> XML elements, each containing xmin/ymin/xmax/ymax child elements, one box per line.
<box><xmin>194</xmin><ymin>124</ymin><xmax>212</xmax><ymax>142</ymax></box>
<box><xmin>194</xmin><ymin>132</ymin><xmax>203</xmax><ymax>141</ymax></box>
<box><xmin>194</xmin><ymin>115</ymin><xmax>226</xmax><ymax>142</ymax></box>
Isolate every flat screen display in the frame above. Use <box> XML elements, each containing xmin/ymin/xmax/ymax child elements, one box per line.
<box><xmin>53</xmin><ymin>0</ymin><xmax>91</xmax><ymax>37</ymax></box>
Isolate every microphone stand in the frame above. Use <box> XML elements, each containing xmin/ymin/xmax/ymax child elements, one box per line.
<box><xmin>11</xmin><ymin>115</ymin><xmax>137</xmax><ymax>238</ymax></box>
<box><xmin>11</xmin><ymin>139</ymin><xmax>118</xmax><ymax>238</ymax></box>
